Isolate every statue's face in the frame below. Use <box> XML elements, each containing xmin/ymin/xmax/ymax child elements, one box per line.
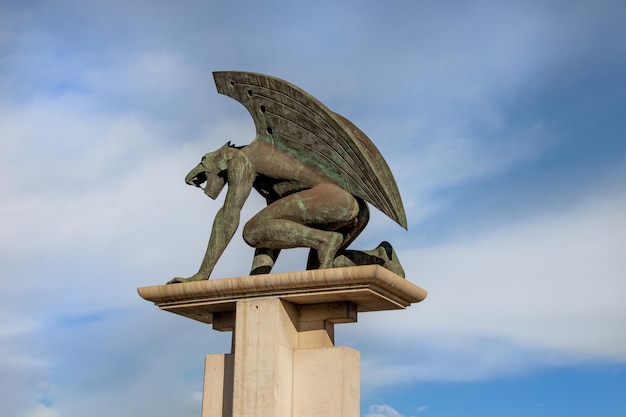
<box><xmin>185</xmin><ymin>151</ymin><xmax>226</xmax><ymax>199</ymax></box>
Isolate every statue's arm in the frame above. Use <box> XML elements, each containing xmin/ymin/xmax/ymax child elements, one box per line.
<box><xmin>176</xmin><ymin>154</ymin><xmax>255</xmax><ymax>282</ymax></box>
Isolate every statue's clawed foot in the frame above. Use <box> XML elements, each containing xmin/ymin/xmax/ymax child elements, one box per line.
<box><xmin>332</xmin><ymin>241</ymin><xmax>405</xmax><ymax>278</ymax></box>
<box><xmin>373</xmin><ymin>241</ymin><xmax>405</xmax><ymax>277</ymax></box>
<box><xmin>167</xmin><ymin>272</ymin><xmax>209</xmax><ymax>284</ymax></box>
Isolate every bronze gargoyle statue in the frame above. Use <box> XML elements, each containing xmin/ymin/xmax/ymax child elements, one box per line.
<box><xmin>169</xmin><ymin>71</ymin><xmax>407</xmax><ymax>283</ymax></box>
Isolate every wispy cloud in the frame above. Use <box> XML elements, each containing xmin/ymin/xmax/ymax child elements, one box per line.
<box><xmin>365</xmin><ymin>404</ymin><xmax>405</xmax><ymax>417</ymax></box>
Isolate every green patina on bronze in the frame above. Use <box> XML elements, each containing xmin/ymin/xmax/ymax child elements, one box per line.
<box><xmin>168</xmin><ymin>71</ymin><xmax>407</xmax><ymax>283</ymax></box>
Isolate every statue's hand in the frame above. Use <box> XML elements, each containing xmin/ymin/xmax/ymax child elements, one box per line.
<box><xmin>167</xmin><ymin>272</ymin><xmax>209</xmax><ymax>284</ymax></box>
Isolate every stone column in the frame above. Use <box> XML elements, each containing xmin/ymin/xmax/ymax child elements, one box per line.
<box><xmin>138</xmin><ymin>265</ymin><xmax>427</xmax><ymax>417</ymax></box>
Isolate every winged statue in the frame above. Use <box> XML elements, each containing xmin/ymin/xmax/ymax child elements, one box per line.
<box><xmin>168</xmin><ymin>71</ymin><xmax>407</xmax><ymax>283</ymax></box>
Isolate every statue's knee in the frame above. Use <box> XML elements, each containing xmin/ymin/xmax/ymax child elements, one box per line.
<box><xmin>243</xmin><ymin>220</ymin><xmax>259</xmax><ymax>247</ymax></box>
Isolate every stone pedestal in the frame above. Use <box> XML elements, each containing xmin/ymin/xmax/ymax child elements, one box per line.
<box><xmin>138</xmin><ymin>265</ymin><xmax>427</xmax><ymax>417</ymax></box>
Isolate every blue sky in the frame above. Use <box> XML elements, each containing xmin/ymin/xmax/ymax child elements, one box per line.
<box><xmin>1</xmin><ymin>1</ymin><xmax>625</xmax><ymax>416</ymax></box>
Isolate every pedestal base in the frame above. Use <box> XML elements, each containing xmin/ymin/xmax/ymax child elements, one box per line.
<box><xmin>138</xmin><ymin>265</ymin><xmax>427</xmax><ymax>417</ymax></box>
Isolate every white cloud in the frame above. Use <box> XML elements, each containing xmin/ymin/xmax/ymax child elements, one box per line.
<box><xmin>365</xmin><ymin>404</ymin><xmax>405</xmax><ymax>417</ymax></box>
<box><xmin>350</xmin><ymin>180</ymin><xmax>626</xmax><ymax>387</ymax></box>
<box><xmin>412</xmin><ymin>187</ymin><xmax>626</xmax><ymax>358</ymax></box>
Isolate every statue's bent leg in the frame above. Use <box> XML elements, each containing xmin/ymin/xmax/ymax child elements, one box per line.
<box><xmin>306</xmin><ymin>197</ymin><xmax>369</xmax><ymax>270</ymax></box>
<box><xmin>250</xmin><ymin>248</ymin><xmax>281</xmax><ymax>275</ymax></box>
<box><xmin>243</xmin><ymin>184</ymin><xmax>359</xmax><ymax>269</ymax></box>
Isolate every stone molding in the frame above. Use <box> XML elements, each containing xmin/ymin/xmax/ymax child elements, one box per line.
<box><xmin>138</xmin><ymin>265</ymin><xmax>427</xmax><ymax>325</ymax></box>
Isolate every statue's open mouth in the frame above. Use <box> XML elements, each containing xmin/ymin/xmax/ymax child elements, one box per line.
<box><xmin>190</xmin><ymin>172</ymin><xmax>207</xmax><ymax>188</ymax></box>
<box><xmin>185</xmin><ymin>163</ymin><xmax>226</xmax><ymax>199</ymax></box>
<box><xmin>185</xmin><ymin>162</ymin><xmax>208</xmax><ymax>188</ymax></box>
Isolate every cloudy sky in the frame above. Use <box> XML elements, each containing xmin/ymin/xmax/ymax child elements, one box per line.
<box><xmin>1</xmin><ymin>1</ymin><xmax>625</xmax><ymax>416</ymax></box>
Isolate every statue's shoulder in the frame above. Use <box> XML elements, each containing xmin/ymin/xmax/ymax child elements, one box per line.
<box><xmin>225</xmin><ymin>147</ymin><xmax>256</xmax><ymax>182</ymax></box>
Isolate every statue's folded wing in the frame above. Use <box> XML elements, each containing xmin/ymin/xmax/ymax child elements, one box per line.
<box><xmin>213</xmin><ymin>71</ymin><xmax>407</xmax><ymax>229</ymax></box>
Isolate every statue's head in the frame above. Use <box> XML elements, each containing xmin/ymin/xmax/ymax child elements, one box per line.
<box><xmin>185</xmin><ymin>142</ymin><xmax>234</xmax><ymax>199</ymax></box>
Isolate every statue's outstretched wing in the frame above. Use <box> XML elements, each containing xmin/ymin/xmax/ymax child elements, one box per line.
<box><xmin>213</xmin><ymin>71</ymin><xmax>407</xmax><ymax>229</ymax></box>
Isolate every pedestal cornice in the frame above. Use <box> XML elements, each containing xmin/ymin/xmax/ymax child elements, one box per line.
<box><xmin>138</xmin><ymin>265</ymin><xmax>427</xmax><ymax>325</ymax></box>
